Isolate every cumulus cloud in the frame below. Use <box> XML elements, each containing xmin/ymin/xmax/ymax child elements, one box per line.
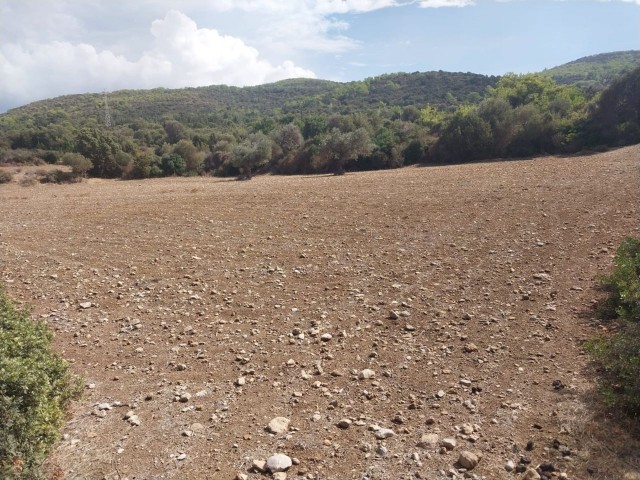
<box><xmin>0</xmin><ymin>10</ymin><xmax>314</xmax><ymax>111</ymax></box>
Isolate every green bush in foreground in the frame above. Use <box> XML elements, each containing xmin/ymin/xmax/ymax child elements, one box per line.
<box><xmin>587</xmin><ymin>237</ymin><xmax>640</xmax><ymax>416</ymax></box>
<box><xmin>0</xmin><ymin>290</ymin><xmax>80</xmax><ymax>479</ymax></box>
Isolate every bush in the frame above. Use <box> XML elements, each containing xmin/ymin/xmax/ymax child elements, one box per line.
<box><xmin>38</xmin><ymin>169</ymin><xmax>79</xmax><ymax>184</ymax></box>
<box><xmin>0</xmin><ymin>170</ymin><xmax>14</xmax><ymax>184</ymax></box>
<box><xmin>587</xmin><ymin>237</ymin><xmax>640</xmax><ymax>416</ymax></box>
<box><xmin>0</xmin><ymin>290</ymin><xmax>80</xmax><ymax>478</ymax></box>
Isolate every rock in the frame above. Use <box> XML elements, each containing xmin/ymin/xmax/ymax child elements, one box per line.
<box><xmin>463</xmin><ymin>343</ymin><xmax>478</xmax><ymax>353</ymax></box>
<box><xmin>235</xmin><ymin>377</ymin><xmax>246</xmax><ymax>386</ymax></box>
<box><xmin>389</xmin><ymin>310</ymin><xmax>400</xmax><ymax>320</ymax></box>
<box><xmin>374</xmin><ymin>428</ymin><xmax>395</xmax><ymax>439</ymax></box>
<box><xmin>320</xmin><ymin>333</ymin><xmax>332</xmax><ymax>341</ymax></box>
<box><xmin>97</xmin><ymin>403</ymin><xmax>111</xmax><ymax>410</ymax></box>
<box><xmin>405</xmin><ymin>324</ymin><xmax>416</xmax><ymax>331</ymax></box>
<box><xmin>176</xmin><ymin>453</ymin><xmax>187</xmax><ymax>461</ymax></box>
<box><xmin>252</xmin><ymin>459</ymin><xmax>267</xmax><ymax>472</ymax></box>
<box><xmin>522</xmin><ymin>468</ymin><xmax>541</xmax><ymax>480</ymax></box>
<box><xmin>460</xmin><ymin>423</ymin><xmax>474</xmax><ymax>435</ymax></box>
<box><xmin>337</xmin><ymin>418</ymin><xmax>352</xmax><ymax>429</ymax></box>
<box><xmin>179</xmin><ymin>393</ymin><xmax>191</xmax><ymax>403</ymax></box>
<box><xmin>266</xmin><ymin>453</ymin><xmax>292</xmax><ymax>473</ymax></box>
<box><xmin>79</xmin><ymin>302</ymin><xmax>92</xmax><ymax>309</ymax></box>
<box><xmin>358</xmin><ymin>369</ymin><xmax>376</xmax><ymax>380</ymax></box>
<box><xmin>273</xmin><ymin>473</ymin><xmax>287</xmax><ymax>480</ymax></box>
<box><xmin>505</xmin><ymin>460</ymin><xmax>515</xmax><ymax>472</ymax></box>
<box><xmin>417</xmin><ymin>433</ymin><xmax>439</xmax><ymax>449</ymax></box>
<box><xmin>457</xmin><ymin>451</ymin><xmax>479</xmax><ymax>470</ymax></box>
<box><xmin>267</xmin><ymin>417</ymin><xmax>290</xmax><ymax>434</ymax></box>
<box><xmin>440</xmin><ymin>438</ymin><xmax>457</xmax><ymax>450</ymax></box>
<box><xmin>236</xmin><ymin>474</ymin><xmax>249</xmax><ymax>480</ymax></box>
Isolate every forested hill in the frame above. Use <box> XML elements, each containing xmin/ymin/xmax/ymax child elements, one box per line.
<box><xmin>541</xmin><ymin>50</ymin><xmax>640</xmax><ymax>90</ymax></box>
<box><xmin>2</xmin><ymin>71</ymin><xmax>498</xmax><ymax>129</ymax></box>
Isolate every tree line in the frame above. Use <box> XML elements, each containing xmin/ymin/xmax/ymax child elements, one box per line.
<box><xmin>0</xmin><ymin>67</ymin><xmax>638</xmax><ymax>181</ymax></box>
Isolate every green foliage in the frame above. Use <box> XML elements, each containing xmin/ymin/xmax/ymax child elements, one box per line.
<box><xmin>583</xmin><ymin>66</ymin><xmax>640</xmax><ymax>147</ymax></box>
<box><xmin>61</xmin><ymin>152</ymin><xmax>92</xmax><ymax>176</ymax></box>
<box><xmin>0</xmin><ymin>289</ymin><xmax>80</xmax><ymax>478</ymax></box>
<box><xmin>231</xmin><ymin>132</ymin><xmax>272</xmax><ymax>179</ymax></box>
<box><xmin>587</xmin><ymin>238</ymin><xmax>640</xmax><ymax>416</ymax></box>
<box><xmin>542</xmin><ymin>50</ymin><xmax>640</xmax><ymax>90</ymax></box>
<box><xmin>432</xmin><ymin>107</ymin><xmax>492</xmax><ymax>163</ymax></box>
<box><xmin>172</xmin><ymin>139</ymin><xmax>204</xmax><ymax>174</ymax></box>
<box><xmin>320</xmin><ymin>128</ymin><xmax>374</xmax><ymax>174</ymax></box>
<box><xmin>75</xmin><ymin>128</ymin><xmax>121</xmax><ymax>178</ymax></box>
<box><xmin>161</xmin><ymin>153</ymin><xmax>186</xmax><ymax>176</ymax></box>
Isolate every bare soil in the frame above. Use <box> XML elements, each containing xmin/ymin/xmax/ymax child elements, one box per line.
<box><xmin>1</xmin><ymin>147</ymin><xmax>639</xmax><ymax>480</ymax></box>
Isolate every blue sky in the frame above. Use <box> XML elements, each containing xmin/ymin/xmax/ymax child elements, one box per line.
<box><xmin>0</xmin><ymin>0</ymin><xmax>639</xmax><ymax>112</ymax></box>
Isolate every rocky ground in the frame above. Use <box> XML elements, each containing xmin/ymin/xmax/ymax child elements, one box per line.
<box><xmin>1</xmin><ymin>146</ymin><xmax>639</xmax><ymax>480</ymax></box>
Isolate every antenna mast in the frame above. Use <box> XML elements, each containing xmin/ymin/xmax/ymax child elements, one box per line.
<box><xmin>103</xmin><ymin>91</ymin><xmax>112</xmax><ymax>128</ymax></box>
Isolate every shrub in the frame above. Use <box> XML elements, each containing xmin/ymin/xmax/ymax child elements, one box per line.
<box><xmin>0</xmin><ymin>289</ymin><xmax>81</xmax><ymax>478</ymax></box>
<box><xmin>38</xmin><ymin>169</ymin><xmax>79</xmax><ymax>184</ymax></box>
<box><xmin>587</xmin><ymin>237</ymin><xmax>640</xmax><ymax>416</ymax></box>
<box><xmin>0</xmin><ymin>170</ymin><xmax>14</xmax><ymax>184</ymax></box>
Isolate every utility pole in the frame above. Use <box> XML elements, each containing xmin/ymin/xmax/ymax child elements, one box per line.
<box><xmin>103</xmin><ymin>91</ymin><xmax>112</xmax><ymax>129</ymax></box>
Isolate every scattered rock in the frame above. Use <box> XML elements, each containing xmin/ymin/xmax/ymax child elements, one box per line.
<box><xmin>417</xmin><ymin>433</ymin><xmax>439</xmax><ymax>449</ymax></box>
<box><xmin>522</xmin><ymin>468</ymin><xmax>541</xmax><ymax>480</ymax></box>
<box><xmin>337</xmin><ymin>418</ymin><xmax>352</xmax><ymax>429</ymax></box>
<box><xmin>440</xmin><ymin>438</ymin><xmax>457</xmax><ymax>451</ymax></box>
<box><xmin>358</xmin><ymin>369</ymin><xmax>376</xmax><ymax>380</ymax></box>
<box><xmin>267</xmin><ymin>417</ymin><xmax>290</xmax><ymax>434</ymax></box>
<box><xmin>266</xmin><ymin>453</ymin><xmax>292</xmax><ymax>473</ymax></box>
<box><xmin>457</xmin><ymin>451</ymin><xmax>479</xmax><ymax>470</ymax></box>
<box><xmin>374</xmin><ymin>428</ymin><xmax>395</xmax><ymax>439</ymax></box>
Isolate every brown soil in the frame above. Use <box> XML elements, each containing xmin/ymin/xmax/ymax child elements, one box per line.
<box><xmin>1</xmin><ymin>147</ymin><xmax>639</xmax><ymax>480</ymax></box>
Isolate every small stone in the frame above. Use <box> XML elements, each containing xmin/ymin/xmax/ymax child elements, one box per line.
<box><xmin>236</xmin><ymin>474</ymin><xmax>249</xmax><ymax>480</ymax></box>
<box><xmin>374</xmin><ymin>428</ymin><xmax>395</xmax><ymax>439</ymax></box>
<box><xmin>267</xmin><ymin>417</ymin><xmax>290</xmax><ymax>434</ymax></box>
<box><xmin>175</xmin><ymin>363</ymin><xmax>187</xmax><ymax>371</ymax></box>
<box><xmin>179</xmin><ymin>393</ymin><xmax>191</xmax><ymax>403</ymax></box>
<box><xmin>236</xmin><ymin>377</ymin><xmax>246</xmax><ymax>386</ymax></box>
<box><xmin>522</xmin><ymin>468</ymin><xmax>541</xmax><ymax>480</ymax></box>
<box><xmin>440</xmin><ymin>438</ymin><xmax>457</xmax><ymax>450</ymax></box>
<box><xmin>505</xmin><ymin>460</ymin><xmax>515</xmax><ymax>472</ymax></box>
<box><xmin>389</xmin><ymin>310</ymin><xmax>400</xmax><ymax>320</ymax></box>
<box><xmin>457</xmin><ymin>451</ymin><xmax>479</xmax><ymax>470</ymax></box>
<box><xmin>176</xmin><ymin>453</ymin><xmax>187</xmax><ymax>461</ymax></box>
<box><xmin>266</xmin><ymin>453</ymin><xmax>292</xmax><ymax>473</ymax></box>
<box><xmin>337</xmin><ymin>418</ymin><xmax>352</xmax><ymax>429</ymax></box>
<box><xmin>463</xmin><ymin>343</ymin><xmax>478</xmax><ymax>353</ymax></box>
<box><xmin>417</xmin><ymin>433</ymin><xmax>439</xmax><ymax>449</ymax></box>
<box><xmin>79</xmin><ymin>302</ymin><xmax>92</xmax><ymax>309</ymax></box>
<box><xmin>405</xmin><ymin>324</ymin><xmax>416</xmax><ymax>331</ymax></box>
<box><xmin>320</xmin><ymin>333</ymin><xmax>332</xmax><ymax>341</ymax></box>
<box><xmin>252</xmin><ymin>459</ymin><xmax>267</xmax><ymax>472</ymax></box>
<box><xmin>97</xmin><ymin>403</ymin><xmax>111</xmax><ymax>410</ymax></box>
<box><xmin>358</xmin><ymin>369</ymin><xmax>376</xmax><ymax>380</ymax></box>
<box><xmin>273</xmin><ymin>473</ymin><xmax>287</xmax><ymax>480</ymax></box>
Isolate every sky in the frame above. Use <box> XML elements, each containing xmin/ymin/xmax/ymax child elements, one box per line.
<box><xmin>0</xmin><ymin>0</ymin><xmax>639</xmax><ymax>113</ymax></box>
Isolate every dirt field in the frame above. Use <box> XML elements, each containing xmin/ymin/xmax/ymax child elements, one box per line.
<box><xmin>1</xmin><ymin>147</ymin><xmax>639</xmax><ymax>480</ymax></box>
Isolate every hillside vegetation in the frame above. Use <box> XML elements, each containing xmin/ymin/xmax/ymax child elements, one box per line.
<box><xmin>0</xmin><ymin>56</ymin><xmax>639</xmax><ymax>181</ymax></box>
<box><xmin>542</xmin><ymin>50</ymin><xmax>640</xmax><ymax>90</ymax></box>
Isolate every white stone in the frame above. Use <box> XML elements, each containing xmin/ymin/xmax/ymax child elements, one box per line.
<box><xmin>266</xmin><ymin>453</ymin><xmax>292</xmax><ymax>473</ymax></box>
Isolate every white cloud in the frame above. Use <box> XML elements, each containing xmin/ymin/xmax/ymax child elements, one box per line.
<box><xmin>0</xmin><ymin>10</ymin><xmax>314</xmax><ymax>111</ymax></box>
<box><xmin>419</xmin><ymin>0</ymin><xmax>475</xmax><ymax>7</ymax></box>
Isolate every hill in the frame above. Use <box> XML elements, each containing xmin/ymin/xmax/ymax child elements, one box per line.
<box><xmin>1</xmin><ymin>71</ymin><xmax>498</xmax><ymax>131</ymax></box>
<box><xmin>541</xmin><ymin>50</ymin><xmax>640</xmax><ymax>90</ymax></box>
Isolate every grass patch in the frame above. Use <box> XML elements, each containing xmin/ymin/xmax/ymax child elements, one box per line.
<box><xmin>0</xmin><ymin>289</ymin><xmax>81</xmax><ymax>479</ymax></box>
<box><xmin>587</xmin><ymin>237</ymin><xmax>640</xmax><ymax>417</ymax></box>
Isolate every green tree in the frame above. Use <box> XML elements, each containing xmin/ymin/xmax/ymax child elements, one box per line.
<box><xmin>75</xmin><ymin>128</ymin><xmax>121</xmax><ymax>178</ymax></box>
<box><xmin>161</xmin><ymin>153</ymin><xmax>186</xmax><ymax>176</ymax></box>
<box><xmin>272</xmin><ymin>123</ymin><xmax>303</xmax><ymax>157</ymax></box>
<box><xmin>61</xmin><ymin>152</ymin><xmax>93</xmax><ymax>177</ymax></box>
<box><xmin>163</xmin><ymin>120</ymin><xmax>188</xmax><ymax>145</ymax></box>
<box><xmin>232</xmin><ymin>132</ymin><xmax>272</xmax><ymax>179</ymax></box>
<box><xmin>173</xmin><ymin>139</ymin><xmax>204</xmax><ymax>174</ymax></box>
<box><xmin>320</xmin><ymin>128</ymin><xmax>374</xmax><ymax>175</ymax></box>
<box><xmin>433</xmin><ymin>107</ymin><xmax>492</xmax><ymax>163</ymax></box>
